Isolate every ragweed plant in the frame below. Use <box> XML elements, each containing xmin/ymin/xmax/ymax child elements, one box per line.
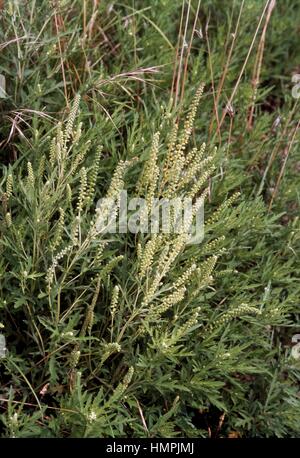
<box><xmin>2</xmin><ymin>88</ymin><xmax>296</xmax><ymax>439</ymax></box>
<box><xmin>0</xmin><ymin>0</ymin><xmax>299</xmax><ymax>440</ymax></box>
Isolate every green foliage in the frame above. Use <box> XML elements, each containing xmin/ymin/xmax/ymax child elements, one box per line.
<box><xmin>0</xmin><ymin>0</ymin><xmax>299</xmax><ymax>438</ymax></box>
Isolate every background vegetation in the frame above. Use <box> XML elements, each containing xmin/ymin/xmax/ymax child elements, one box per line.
<box><xmin>0</xmin><ymin>0</ymin><xmax>299</xmax><ymax>438</ymax></box>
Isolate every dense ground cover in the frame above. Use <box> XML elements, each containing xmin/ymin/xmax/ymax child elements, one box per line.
<box><xmin>0</xmin><ymin>0</ymin><xmax>299</xmax><ymax>437</ymax></box>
